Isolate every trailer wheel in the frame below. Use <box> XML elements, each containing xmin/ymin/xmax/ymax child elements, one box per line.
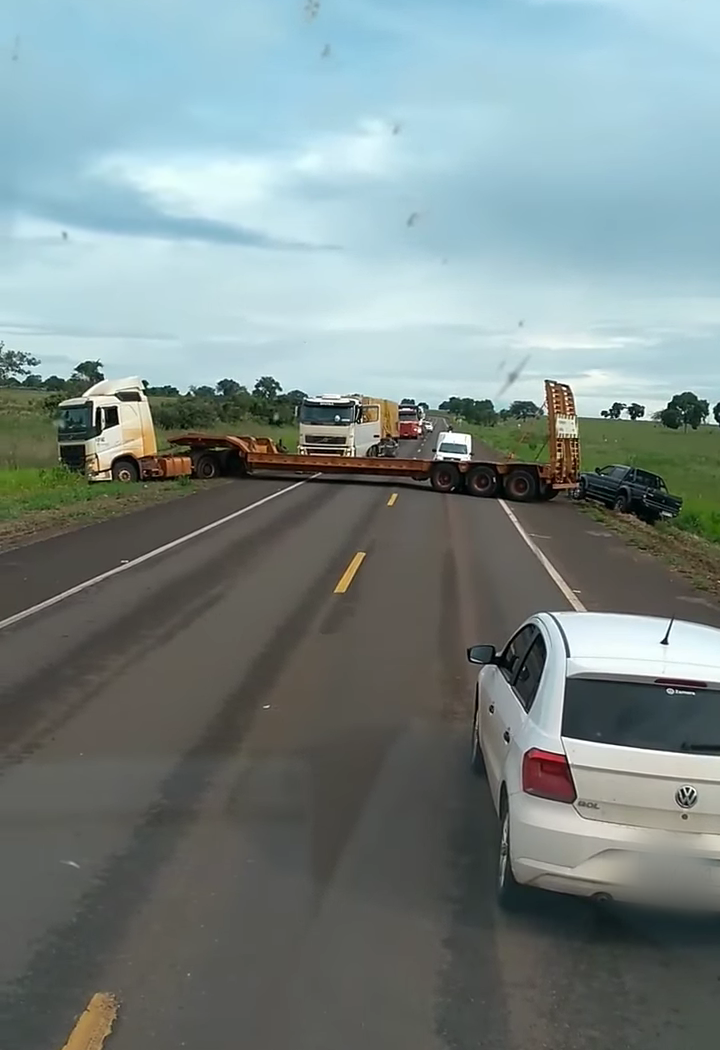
<box><xmin>539</xmin><ymin>482</ymin><xmax>560</xmax><ymax>501</ymax></box>
<box><xmin>466</xmin><ymin>465</ymin><xmax>499</xmax><ymax>498</ymax></box>
<box><xmin>430</xmin><ymin>462</ymin><xmax>460</xmax><ymax>493</ymax></box>
<box><xmin>111</xmin><ymin>458</ymin><xmax>140</xmax><ymax>483</ymax></box>
<box><xmin>194</xmin><ymin>453</ymin><xmax>220</xmax><ymax>480</ymax></box>
<box><xmin>504</xmin><ymin>468</ymin><xmax>538</xmax><ymax>502</ymax></box>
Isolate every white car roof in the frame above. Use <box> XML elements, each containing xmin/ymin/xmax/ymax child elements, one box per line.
<box><xmin>541</xmin><ymin>611</ymin><xmax>720</xmax><ymax>682</ymax></box>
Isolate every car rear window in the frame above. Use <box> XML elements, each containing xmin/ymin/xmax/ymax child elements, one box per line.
<box><xmin>562</xmin><ymin>678</ymin><xmax>720</xmax><ymax>753</ymax></box>
<box><xmin>438</xmin><ymin>442</ymin><xmax>468</xmax><ymax>454</ymax></box>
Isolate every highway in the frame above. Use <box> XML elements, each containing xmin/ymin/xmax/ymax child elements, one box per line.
<box><xmin>1</xmin><ymin>435</ymin><xmax>720</xmax><ymax>1050</ymax></box>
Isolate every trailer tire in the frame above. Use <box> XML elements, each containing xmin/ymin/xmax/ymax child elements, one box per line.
<box><xmin>430</xmin><ymin>462</ymin><xmax>460</xmax><ymax>493</ymax></box>
<box><xmin>194</xmin><ymin>454</ymin><xmax>220</xmax><ymax>480</ymax></box>
<box><xmin>539</xmin><ymin>482</ymin><xmax>560</xmax><ymax>501</ymax></box>
<box><xmin>504</xmin><ymin>468</ymin><xmax>538</xmax><ymax>502</ymax></box>
<box><xmin>111</xmin><ymin>458</ymin><xmax>140</xmax><ymax>483</ymax></box>
<box><xmin>466</xmin><ymin>465</ymin><xmax>499</xmax><ymax>498</ymax></box>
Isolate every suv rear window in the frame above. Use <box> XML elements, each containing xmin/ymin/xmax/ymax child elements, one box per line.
<box><xmin>562</xmin><ymin>678</ymin><xmax>720</xmax><ymax>753</ymax></box>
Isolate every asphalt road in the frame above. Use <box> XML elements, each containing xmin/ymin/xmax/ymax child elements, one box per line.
<box><xmin>1</xmin><ymin>434</ymin><xmax>720</xmax><ymax>1050</ymax></box>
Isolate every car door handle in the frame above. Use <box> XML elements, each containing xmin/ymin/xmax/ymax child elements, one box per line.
<box><xmin>503</xmin><ymin>729</ymin><xmax>511</xmax><ymax>743</ymax></box>
<box><xmin>488</xmin><ymin>704</ymin><xmax>495</xmax><ymax>714</ymax></box>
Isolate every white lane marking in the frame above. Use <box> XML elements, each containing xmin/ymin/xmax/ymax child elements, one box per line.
<box><xmin>498</xmin><ymin>500</ymin><xmax>586</xmax><ymax>612</ymax></box>
<box><xmin>0</xmin><ymin>479</ymin><xmax>315</xmax><ymax>633</ymax></box>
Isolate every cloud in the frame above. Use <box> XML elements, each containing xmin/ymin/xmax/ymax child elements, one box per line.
<box><xmin>1</xmin><ymin>0</ymin><xmax>720</xmax><ymax>415</ymax></box>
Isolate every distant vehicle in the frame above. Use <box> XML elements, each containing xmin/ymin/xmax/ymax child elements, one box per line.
<box><xmin>468</xmin><ymin>611</ymin><xmax>720</xmax><ymax>912</ymax></box>
<box><xmin>398</xmin><ymin>403</ymin><xmax>423</xmax><ymax>440</ymax></box>
<box><xmin>576</xmin><ymin>464</ymin><xmax>682</xmax><ymax>524</ymax></box>
<box><xmin>433</xmin><ymin>431</ymin><xmax>472</xmax><ymax>463</ymax></box>
<box><xmin>423</xmin><ymin>419</ymin><xmax>434</xmax><ymax>433</ymax></box>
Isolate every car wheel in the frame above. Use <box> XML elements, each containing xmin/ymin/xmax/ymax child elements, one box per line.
<box><xmin>613</xmin><ymin>492</ymin><xmax>629</xmax><ymax>513</ymax></box>
<box><xmin>497</xmin><ymin>801</ymin><xmax>526</xmax><ymax>912</ymax></box>
<box><xmin>470</xmin><ymin>698</ymin><xmax>486</xmax><ymax>776</ymax></box>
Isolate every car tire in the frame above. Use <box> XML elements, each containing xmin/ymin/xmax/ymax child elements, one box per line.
<box><xmin>470</xmin><ymin>697</ymin><xmax>486</xmax><ymax>776</ymax></box>
<box><xmin>497</xmin><ymin>799</ymin><xmax>526</xmax><ymax>912</ymax></box>
<box><xmin>613</xmin><ymin>492</ymin><xmax>630</xmax><ymax>513</ymax></box>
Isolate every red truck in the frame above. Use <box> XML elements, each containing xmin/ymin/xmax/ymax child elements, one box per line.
<box><xmin>398</xmin><ymin>403</ymin><xmax>423</xmax><ymax>440</ymax></box>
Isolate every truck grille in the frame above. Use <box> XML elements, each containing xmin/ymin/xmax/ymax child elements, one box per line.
<box><xmin>59</xmin><ymin>444</ymin><xmax>86</xmax><ymax>472</ymax></box>
<box><xmin>304</xmin><ymin>435</ymin><xmax>347</xmax><ymax>446</ymax></box>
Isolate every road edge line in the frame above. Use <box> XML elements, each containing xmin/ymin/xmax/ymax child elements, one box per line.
<box><xmin>497</xmin><ymin>500</ymin><xmax>586</xmax><ymax>612</ymax></box>
<box><xmin>0</xmin><ymin>478</ymin><xmax>315</xmax><ymax>633</ymax></box>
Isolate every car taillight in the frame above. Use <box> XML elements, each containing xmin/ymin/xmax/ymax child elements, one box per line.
<box><xmin>522</xmin><ymin>748</ymin><xmax>576</xmax><ymax>803</ymax></box>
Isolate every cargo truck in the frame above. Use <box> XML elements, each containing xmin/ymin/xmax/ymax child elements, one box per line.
<box><xmin>297</xmin><ymin>393</ymin><xmax>399</xmax><ymax>457</ymax></box>
<box><xmin>55</xmin><ymin>377</ymin><xmax>579</xmax><ymax>500</ymax></box>
<box><xmin>398</xmin><ymin>402</ymin><xmax>423</xmax><ymax>440</ymax></box>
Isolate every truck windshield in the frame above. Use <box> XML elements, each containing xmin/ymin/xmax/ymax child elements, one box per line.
<box><xmin>57</xmin><ymin>403</ymin><xmax>95</xmax><ymax>440</ymax></box>
<box><xmin>299</xmin><ymin>404</ymin><xmax>355</xmax><ymax>425</ymax></box>
<box><xmin>399</xmin><ymin>408</ymin><xmax>420</xmax><ymax>420</ymax></box>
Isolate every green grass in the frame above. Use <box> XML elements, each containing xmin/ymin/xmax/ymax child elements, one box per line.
<box><xmin>467</xmin><ymin>416</ymin><xmax>720</xmax><ymax>543</ymax></box>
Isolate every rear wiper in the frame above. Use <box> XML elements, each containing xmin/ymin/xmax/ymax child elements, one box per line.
<box><xmin>680</xmin><ymin>743</ymin><xmax>720</xmax><ymax>753</ymax></box>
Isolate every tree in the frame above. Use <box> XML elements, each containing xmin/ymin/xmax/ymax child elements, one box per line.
<box><xmin>284</xmin><ymin>389</ymin><xmax>308</xmax><ymax>407</ymax></box>
<box><xmin>659</xmin><ymin>406</ymin><xmax>682</xmax><ymax>430</ymax></box>
<box><xmin>507</xmin><ymin>400</ymin><xmax>543</xmax><ymax>420</ymax></box>
<box><xmin>0</xmin><ymin>342</ymin><xmax>41</xmax><ymax>385</ymax></box>
<box><xmin>253</xmin><ymin>375</ymin><xmax>282</xmax><ymax>400</ymax></box>
<box><xmin>44</xmin><ymin>375</ymin><xmax>67</xmax><ymax>392</ymax></box>
<box><xmin>71</xmin><ymin>360</ymin><xmax>104</xmax><ymax>386</ymax></box>
<box><xmin>189</xmin><ymin>384</ymin><xmax>216</xmax><ymax>399</ymax></box>
<box><xmin>418</xmin><ymin>401</ymin><xmax>430</xmax><ymax>412</ymax></box>
<box><xmin>21</xmin><ymin>373</ymin><xmax>44</xmax><ymax>388</ymax></box>
<box><xmin>145</xmin><ymin>384</ymin><xmax>180</xmax><ymax>397</ymax></box>
<box><xmin>713</xmin><ymin>402</ymin><xmax>720</xmax><ymax>427</ymax></box>
<box><xmin>662</xmin><ymin>391</ymin><xmax>708</xmax><ymax>431</ymax></box>
<box><xmin>600</xmin><ymin>410</ymin><xmax>610</xmax><ymax>418</ymax></box>
<box><xmin>607</xmin><ymin>402</ymin><xmax>626</xmax><ymax>419</ymax></box>
<box><xmin>216</xmin><ymin>378</ymin><xmax>242</xmax><ymax>398</ymax></box>
<box><xmin>627</xmin><ymin>403</ymin><xmax>646</xmax><ymax>420</ymax></box>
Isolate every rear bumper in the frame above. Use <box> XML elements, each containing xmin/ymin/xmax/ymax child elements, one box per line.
<box><xmin>510</xmin><ymin>793</ymin><xmax>720</xmax><ymax>907</ymax></box>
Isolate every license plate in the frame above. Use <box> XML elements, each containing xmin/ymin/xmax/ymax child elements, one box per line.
<box><xmin>637</xmin><ymin>854</ymin><xmax>720</xmax><ymax>886</ymax></box>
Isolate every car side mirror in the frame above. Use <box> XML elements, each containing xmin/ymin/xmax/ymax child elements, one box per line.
<box><xmin>594</xmin><ymin>466</ymin><xmax>601</xmax><ymax>474</ymax></box>
<box><xmin>467</xmin><ymin>644</ymin><xmax>497</xmax><ymax>665</ymax></box>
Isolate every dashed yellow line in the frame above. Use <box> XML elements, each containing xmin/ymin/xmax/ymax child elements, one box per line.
<box><xmin>334</xmin><ymin>552</ymin><xmax>366</xmax><ymax>593</ymax></box>
<box><xmin>60</xmin><ymin>993</ymin><xmax>119</xmax><ymax>1050</ymax></box>
<box><xmin>387</xmin><ymin>493</ymin><xmax>398</xmax><ymax>506</ymax></box>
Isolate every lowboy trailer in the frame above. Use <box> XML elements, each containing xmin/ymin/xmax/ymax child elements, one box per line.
<box><xmin>168</xmin><ymin>380</ymin><xmax>580</xmax><ymax>502</ymax></box>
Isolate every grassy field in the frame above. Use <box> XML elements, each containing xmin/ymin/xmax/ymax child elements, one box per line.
<box><xmin>468</xmin><ymin>416</ymin><xmax>720</xmax><ymax>543</ymax></box>
<box><xmin>0</xmin><ymin>388</ymin><xmax>298</xmax><ymax>541</ymax></box>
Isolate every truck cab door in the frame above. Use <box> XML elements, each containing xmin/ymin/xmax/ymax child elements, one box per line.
<box><xmin>95</xmin><ymin>406</ymin><xmax>123</xmax><ymax>466</ymax></box>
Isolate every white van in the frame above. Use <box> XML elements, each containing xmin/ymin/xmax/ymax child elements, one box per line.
<box><xmin>432</xmin><ymin>431</ymin><xmax>473</xmax><ymax>463</ymax></box>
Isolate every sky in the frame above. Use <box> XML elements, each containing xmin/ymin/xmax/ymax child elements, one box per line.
<box><xmin>1</xmin><ymin>0</ymin><xmax>720</xmax><ymax>416</ymax></box>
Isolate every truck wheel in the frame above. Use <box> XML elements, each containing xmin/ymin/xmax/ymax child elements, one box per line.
<box><xmin>539</xmin><ymin>482</ymin><xmax>560</xmax><ymax>501</ymax></box>
<box><xmin>194</xmin><ymin>454</ymin><xmax>220</xmax><ymax>480</ymax></box>
<box><xmin>466</xmin><ymin>465</ymin><xmax>499</xmax><ymax>498</ymax></box>
<box><xmin>430</xmin><ymin>463</ymin><xmax>460</xmax><ymax>493</ymax></box>
<box><xmin>504</xmin><ymin>468</ymin><xmax>538</xmax><ymax>502</ymax></box>
<box><xmin>613</xmin><ymin>491</ymin><xmax>630</xmax><ymax>513</ymax></box>
<box><xmin>111</xmin><ymin>458</ymin><xmax>140</xmax><ymax>483</ymax></box>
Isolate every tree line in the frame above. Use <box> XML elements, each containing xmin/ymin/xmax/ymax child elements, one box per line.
<box><xmin>437</xmin><ymin>397</ymin><xmax>543</xmax><ymax>425</ymax></box>
<box><xmin>602</xmin><ymin>392</ymin><xmax>720</xmax><ymax>431</ymax></box>
<box><xmin>0</xmin><ymin>345</ymin><xmax>306</xmax><ymax>430</ymax></box>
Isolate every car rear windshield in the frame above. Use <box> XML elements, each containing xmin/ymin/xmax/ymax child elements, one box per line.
<box><xmin>562</xmin><ymin>677</ymin><xmax>720</xmax><ymax>753</ymax></box>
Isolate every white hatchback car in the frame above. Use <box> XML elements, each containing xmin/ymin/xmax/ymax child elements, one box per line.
<box><xmin>468</xmin><ymin>611</ymin><xmax>720</xmax><ymax>911</ymax></box>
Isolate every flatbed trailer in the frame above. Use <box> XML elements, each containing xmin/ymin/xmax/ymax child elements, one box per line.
<box><xmin>168</xmin><ymin>380</ymin><xmax>580</xmax><ymax>503</ymax></box>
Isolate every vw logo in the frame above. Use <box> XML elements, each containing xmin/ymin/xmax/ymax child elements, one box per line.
<box><xmin>675</xmin><ymin>785</ymin><xmax>698</xmax><ymax>809</ymax></box>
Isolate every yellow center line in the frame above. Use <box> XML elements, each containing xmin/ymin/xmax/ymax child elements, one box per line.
<box><xmin>60</xmin><ymin>993</ymin><xmax>119</xmax><ymax>1050</ymax></box>
<box><xmin>334</xmin><ymin>551</ymin><xmax>366</xmax><ymax>594</ymax></box>
<box><xmin>387</xmin><ymin>493</ymin><xmax>398</xmax><ymax>506</ymax></box>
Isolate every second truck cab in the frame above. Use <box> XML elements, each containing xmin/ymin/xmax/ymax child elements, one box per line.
<box><xmin>298</xmin><ymin>394</ymin><xmax>398</xmax><ymax>457</ymax></box>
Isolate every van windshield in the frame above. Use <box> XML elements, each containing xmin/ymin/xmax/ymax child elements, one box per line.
<box><xmin>438</xmin><ymin>441</ymin><xmax>469</xmax><ymax>455</ymax></box>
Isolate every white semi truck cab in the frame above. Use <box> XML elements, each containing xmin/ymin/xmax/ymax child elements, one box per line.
<box><xmin>298</xmin><ymin>394</ymin><xmax>397</xmax><ymax>457</ymax></box>
<box><xmin>57</xmin><ymin>376</ymin><xmax>162</xmax><ymax>482</ymax></box>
